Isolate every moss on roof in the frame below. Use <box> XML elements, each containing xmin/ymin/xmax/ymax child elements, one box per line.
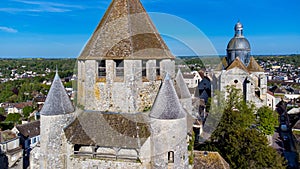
<box><xmin>64</xmin><ymin>111</ymin><xmax>150</xmax><ymax>148</ymax></box>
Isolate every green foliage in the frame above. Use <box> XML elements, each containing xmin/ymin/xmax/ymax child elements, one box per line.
<box><xmin>203</xmin><ymin>86</ymin><xmax>286</xmax><ymax>169</ymax></box>
<box><xmin>256</xmin><ymin>106</ymin><xmax>278</xmax><ymax>135</ymax></box>
<box><xmin>5</xmin><ymin>113</ymin><xmax>21</xmax><ymax>124</ymax></box>
<box><xmin>188</xmin><ymin>131</ymin><xmax>195</xmax><ymax>165</ymax></box>
<box><xmin>0</xmin><ymin>59</ymin><xmax>76</xmax><ymax>103</ymax></box>
<box><xmin>0</xmin><ymin>122</ymin><xmax>14</xmax><ymax>130</ymax></box>
<box><xmin>23</xmin><ymin>106</ymin><xmax>34</xmax><ymax>118</ymax></box>
<box><xmin>64</xmin><ymin>81</ymin><xmax>73</xmax><ymax>88</ymax></box>
<box><xmin>0</xmin><ymin>107</ymin><xmax>5</xmax><ymax>115</ymax></box>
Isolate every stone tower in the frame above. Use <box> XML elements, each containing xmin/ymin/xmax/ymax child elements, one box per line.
<box><xmin>150</xmin><ymin>74</ymin><xmax>188</xmax><ymax>169</ymax></box>
<box><xmin>39</xmin><ymin>72</ymin><xmax>75</xmax><ymax>168</ymax></box>
<box><xmin>76</xmin><ymin>0</ymin><xmax>175</xmax><ymax>113</ymax></box>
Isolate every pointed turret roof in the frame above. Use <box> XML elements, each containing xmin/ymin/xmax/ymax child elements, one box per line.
<box><xmin>247</xmin><ymin>57</ymin><xmax>264</xmax><ymax>72</ymax></box>
<box><xmin>149</xmin><ymin>74</ymin><xmax>186</xmax><ymax>120</ymax></box>
<box><xmin>226</xmin><ymin>57</ymin><xmax>249</xmax><ymax>73</ymax></box>
<box><xmin>175</xmin><ymin>70</ymin><xmax>191</xmax><ymax>99</ymax></box>
<box><xmin>78</xmin><ymin>0</ymin><xmax>174</xmax><ymax>60</ymax></box>
<box><xmin>40</xmin><ymin>72</ymin><xmax>75</xmax><ymax>116</ymax></box>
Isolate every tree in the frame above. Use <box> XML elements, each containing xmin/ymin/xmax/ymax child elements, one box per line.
<box><xmin>0</xmin><ymin>107</ymin><xmax>5</xmax><ymax>116</ymax></box>
<box><xmin>256</xmin><ymin>106</ymin><xmax>279</xmax><ymax>135</ymax></box>
<box><xmin>5</xmin><ymin>113</ymin><xmax>21</xmax><ymax>124</ymax></box>
<box><xmin>22</xmin><ymin>106</ymin><xmax>34</xmax><ymax>119</ymax></box>
<box><xmin>201</xmin><ymin>86</ymin><xmax>286</xmax><ymax>169</ymax></box>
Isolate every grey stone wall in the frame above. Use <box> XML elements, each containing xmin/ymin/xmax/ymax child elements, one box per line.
<box><xmin>217</xmin><ymin>67</ymin><xmax>267</xmax><ymax>107</ymax></box>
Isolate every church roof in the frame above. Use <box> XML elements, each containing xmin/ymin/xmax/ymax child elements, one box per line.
<box><xmin>78</xmin><ymin>0</ymin><xmax>174</xmax><ymax>60</ymax></box>
<box><xmin>215</xmin><ymin>57</ymin><xmax>228</xmax><ymax>71</ymax></box>
<box><xmin>40</xmin><ymin>72</ymin><xmax>74</xmax><ymax>116</ymax></box>
<box><xmin>175</xmin><ymin>70</ymin><xmax>191</xmax><ymax>99</ymax></box>
<box><xmin>226</xmin><ymin>57</ymin><xmax>249</xmax><ymax>73</ymax></box>
<box><xmin>64</xmin><ymin>112</ymin><xmax>150</xmax><ymax>148</ymax></box>
<box><xmin>247</xmin><ymin>57</ymin><xmax>264</xmax><ymax>72</ymax></box>
<box><xmin>149</xmin><ymin>74</ymin><xmax>186</xmax><ymax>120</ymax></box>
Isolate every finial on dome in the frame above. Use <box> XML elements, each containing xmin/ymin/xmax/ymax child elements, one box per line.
<box><xmin>234</xmin><ymin>21</ymin><xmax>243</xmax><ymax>37</ymax></box>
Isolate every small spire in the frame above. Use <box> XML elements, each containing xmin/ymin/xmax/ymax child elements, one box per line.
<box><xmin>54</xmin><ymin>67</ymin><xmax>60</xmax><ymax>80</ymax></box>
<box><xmin>150</xmin><ymin>73</ymin><xmax>186</xmax><ymax>120</ymax></box>
<box><xmin>40</xmin><ymin>71</ymin><xmax>75</xmax><ymax>116</ymax></box>
<box><xmin>175</xmin><ymin>70</ymin><xmax>191</xmax><ymax>99</ymax></box>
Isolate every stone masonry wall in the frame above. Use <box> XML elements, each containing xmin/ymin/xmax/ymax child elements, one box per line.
<box><xmin>150</xmin><ymin>118</ymin><xmax>188</xmax><ymax>169</ymax></box>
<box><xmin>39</xmin><ymin>113</ymin><xmax>74</xmax><ymax>169</ymax></box>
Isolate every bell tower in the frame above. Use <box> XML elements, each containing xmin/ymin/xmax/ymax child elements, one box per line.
<box><xmin>76</xmin><ymin>0</ymin><xmax>176</xmax><ymax>113</ymax></box>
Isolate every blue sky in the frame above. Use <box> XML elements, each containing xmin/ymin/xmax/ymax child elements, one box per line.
<box><xmin>0</xmin><ymin>0</ymin><xmax>299</xmax><ymax>58</ymax></box>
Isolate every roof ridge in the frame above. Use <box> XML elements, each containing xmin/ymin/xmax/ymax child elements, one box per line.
<box><xmin>247</xmin><ymin>56</ymin><xmax>264</xmax><ymax>72</ymax></box>
<box><xmin>16</xmin><ymin>120</ymin><xmax>40</xmax><ymax>127</ymax></box>
<box><xmin>226</xmin><ymin>57</ymin><xmax>249</xmax><ymax>72</ymax></box>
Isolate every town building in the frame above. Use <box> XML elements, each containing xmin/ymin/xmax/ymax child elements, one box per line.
<box><xmin>15</xmin><ymin>121</ymin><xmax>40</xmax><ymax>169</ymax></box>
<box><xmin>0</xmin><ymin>130</ymin><xmax>23</xmax><ymax>168</ymax></box>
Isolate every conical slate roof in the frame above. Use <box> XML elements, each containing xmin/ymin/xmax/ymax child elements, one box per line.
<box><xmin>175</xmin><ymin>70</ymin><xmax>191</xmax><ymax>99</ymax></box>
<box><xmin>40</xmin><ymin>72</ymin><xmax>74</xmax><ymax>116</ymax></box>
<box><xmin>247</xmin><ymin>57</ymin><xmax>264</xmax><ymax>72</ymax></box>
<box><xmin>78</xmin><ymin>0</ymin><xmax>174</xmax><ymax>60</ymax></box>
<box><xmin>226</xmin><ymin>57</ymin><xmax>249</xmax><ymax>73</ymax></box>
<box><xmin>150</xmin><ymin>74</ymin><xmax>186</xmax><ymax>120</ymax></box>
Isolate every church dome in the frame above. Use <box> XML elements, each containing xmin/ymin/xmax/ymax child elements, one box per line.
<box><xmin>226</xmin><ymin>21</ymin><xmax>251</xmax><ymax>66</ymax></box>
<box><xmin>227</xmin><ymin>37</ymin><xmax>250</xmax><ymax>51</ymax></box>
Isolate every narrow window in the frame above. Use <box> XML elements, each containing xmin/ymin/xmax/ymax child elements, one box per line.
<box><xmin>115</xmin><ymin>60</ymin><xmax>124</xmax><ymax>77</ymax></box>
<box><xmin>156</xmin><ymin>60</ymin><xmax>161</xmax><ymax>77</ymax></box>
<box><xmin>168</xmin><ymin>151</ymin><xmax>174</xmax><ymax>163</ymax></box>
<box><xmin>142</xmin><ymin>60</ymin><xmax>147</xmax><ymax>77</ymax></box>
<box><xmin>98</xmin><ymin>60</ymin><xmax>106</xmax><ymax>78</ymax></box>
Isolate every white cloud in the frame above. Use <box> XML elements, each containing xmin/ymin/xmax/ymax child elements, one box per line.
<box><xmin>0</xmin><ymin>0</ymin><xmax>85</xmax><ymax>13</ymax></box>
<box><xmin>0</xmin><ymin>26</ymin><xmax>18</xmax><ymax>33</ymax></box>
<box><xmin>13</xmin><ymin>0</ymin><xmax>84</xmax><ymax>9</ymax></box>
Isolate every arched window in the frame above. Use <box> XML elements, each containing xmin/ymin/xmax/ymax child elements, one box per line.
<box><xmin>168</xmin><ymin>151</ymin><xmax>174</xmax><ymax>163</ymax></box>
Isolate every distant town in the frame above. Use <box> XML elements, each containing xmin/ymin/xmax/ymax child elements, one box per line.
<box><xmin>0</xmin><ymin>54</ymin><xmax>299</xmax><ymax>168</ymax></box>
